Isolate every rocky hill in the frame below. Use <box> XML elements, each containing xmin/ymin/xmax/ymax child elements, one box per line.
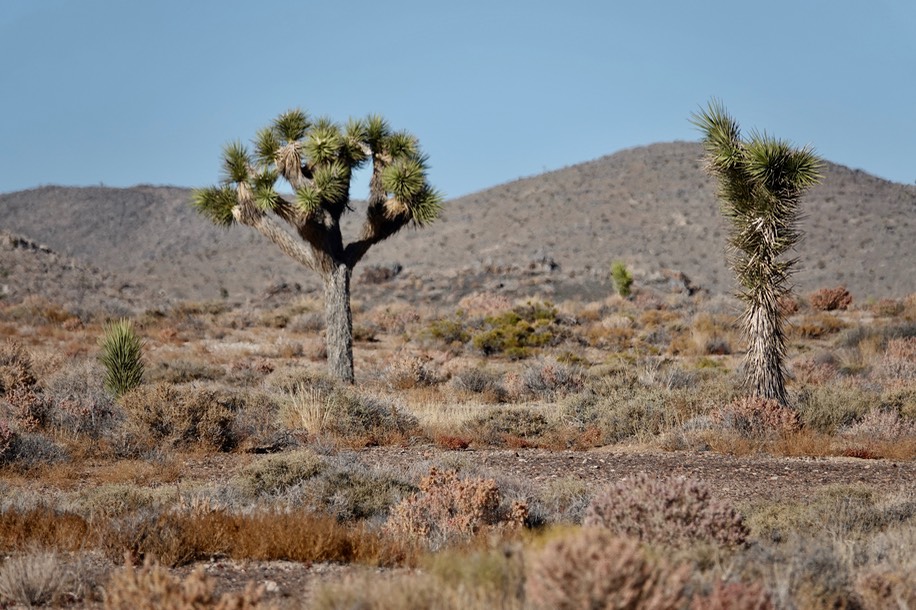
<box><xmin>2</xmin><ymin>142</ymin><xmax>914</xmax><ymax>304</ymax></box>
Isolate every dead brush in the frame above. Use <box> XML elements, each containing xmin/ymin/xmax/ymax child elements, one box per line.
<box><xmin>103</xmin><ymin>555</ymin><xmax>264</xmax><ymax>610</ymax></box>
<box><xmin>384</xmin><ymin>354</ymin><xmax>440</xmax><ymax>390</ymax></box>
<box><xmin>584</xmin><ymin>473</ymin><xmax>749</xmax><ymax>549</ymax></box>
<box><xmin>525</xmin><ymin>527</ymin><xmax>691</xmax><ymax>610</ymax></box>
<box><xmin>385</xmin><ymin>468</ymin><xmax>528</xmax><ymax>550</ymax></box>
<box><xmin>0</xmin><ymin>339</ymin><xmax>37</xmax><ymax>394</ymax></box>
<box><xmin>709</xmin><ymin>396</ymin><xmax>800</xmax><ymax>437</ymax></box>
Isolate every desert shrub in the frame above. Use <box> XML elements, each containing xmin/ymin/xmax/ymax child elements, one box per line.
<box><xmin>304</xmin><ymin>463</ymin><xmax>415</xmax><ymax>521</ymax></box>
<box><xmin>469</xmin><ymin>407</ymin><xmax>549</xmax><ymax>446</ymax></box>
<box><xmin>119</xmin><ymin>382</ymin><xmax>237</xmax><ymax>451</ymax></box>
<box><xmin>0</xmin><ymin>340</ymin><xmax>36</xmax><ymax>396</ymax></box>
<box><xmin>809</xmin><ymin>286</ymin><xmax>852</xmax><ymax>311</ymax></box>
<box><xmin>556</xmin><ymin>386</ymin><xmax>676</xmax><ymax>444</ymax></box>
<box><xmin>872</xmin><ymin>336</ymin><xmax>916</xmax><ymax>382</ymax></box>
<box><xmin>790</xmin><ymin>356</ymin><xmax>838</xmax><ymax>385</ymax></box>
<box><xmin>744</xmin><ymin>485</ymin><xmax>916</xmax><ymax>545</ymax></box>
<box><xmin>40</xmin><ymin>360</ymin><xmax>118</xmax><ymax>438</ymax></box>
<box><xmin>690</xmin><ymin>580</ymin><xmax>773</xmax><ymax>610</ymax></box>
<box><xmin>842</xmin><ymin>409</ymin><xmax>916</xmax><ymax>440</ymax></box>
<box><xmin>709</xmin><ymin>396</ymin><xmax>800</xmax><ymax>437</ymax></box>
<box><xmin>384</xmin><ymin>355</ymin><xmax>440</xmax><ymax>390</ymax></box>
<box><xmin>795</xmin><ymin>383</ymin><xmax>875</xmax><ymax>433</ymax></box>
<box><xmin>4</xmin><ymin>386</ymin><xmax>51</xmax><ymax>432</ymax></box>
<box><xmin>0</xmin><ymin>420</ymin><xmax>18</xmax><ymax>464</ymax></box>
<box><xmin>0</xmin><ymin>507</ymin><xmax>91</xmax><ymax>552</ymax></box>
<box><xmin>583</xmin><ymin>473</ymin><xmax>748</xmax><ymax>549</ymax></box>
<box><xmin>282</xmin><ymin>384</ymin><xmax>418</xmax><ymax>445</ymax></box>
<box><xmin>855</xmin><ymin>570</ymin><xmax>916</xmax><ymax>610</ymax></box>
<box><xmin>425</xmin><ymin>315</ymin><xmax>471</xmax><ymax>346</ymax></box>
<box><xmin>0</xmin><ymin>432</ymin><xmax>67</xmax><ymax>468</ymax></box>
<box><xmin>512</xmin><ymin>358</ymin><xmax>583</xmax><ymax>401</ymax></box>
<box><xmin>525</xmin><ymin>527</ymin><xmax>690</xmax><ymax>610</ymax></box>
<box><xmin>735</xmin><ymin>536</ymin><xmax>855</xmax><ymax>609</ymax></box>
<box><xmin>234</xmin><ymin>449</ymin><xmax>324</xmax><ymax>498</ymax></box>
<box><xmin>611</xmin><ymin>261</ymin><xmax>634</xmax><ymax>298</ymax></box>
<box><xmin>384</xmin><ymin>468</ymin><xmax>527</xmax><ymax>549</ymax></box>
<box><xmin>449</xmin><ymin>367</ymin><xmax>506</xmax><ymax>401</ymax></box>
<box><xmin>0</xmin><ymin>551</ymin><xmax>71</xmax><ymax>607</ymax></box>
<box><xmin>872</xmin><ymin>298</ymin><xmax>904</xmax><ymax>317</ymax></box>
<box><xmin>99</xmin><ymin>319</ymin><xmax>145</xmax><ymax>398</ymax></box>
<box><xmin>472</xmin><ymin>301</ymin><xmax>562</xmax><ymax>358</ymax></box>
<box><xmin>791</xmin><ymin>312</ymin><xmax>849</xmax><ymax>339</ymax></box>
<box><xmin>103</xmin><ymin>556</ymin><xmax>263</xmax><ymax>610</ymax></box>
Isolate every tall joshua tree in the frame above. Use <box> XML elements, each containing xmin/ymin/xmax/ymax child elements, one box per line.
<box><xmin>192</xmin><ymin>110</ymin><xmax>442</xmax><ymax>383</ymax></box>
<box><xmin>692</xmin><ymin>100</ymin><xmax>822</xmax><ymax>405</ymax></box>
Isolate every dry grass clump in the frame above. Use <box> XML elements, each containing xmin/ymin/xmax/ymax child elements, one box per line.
<box><xmin>233</xmin><ymin>449</ymin><xmax>325</xmax><ymax>498</ymax></box>
<box><xmin>385</xmin><ymin>468</ymin><xmax>527</xmax><ymax>549</ymax></box>
<box><xmin>384</xmin><ymin>354</ymin><xmax>440</xmax><ymax>390</ymax></box>
<box><xmin>281</xmin><ymin>384</ymin><xmax>418</xmax><ymax>446</ymax></box>
<box><xmin>809</xmin><ymin>285</ymin><xmax>853</xmax><ymax>311</ymax></box>
<box><xmin>119</xmin><ymin>382</ymin><xmax>237</xmax><ymax>452</ymax></box>
<box><xmin>709</xmin><ymin>396</ymin><xmax>800</xmax><ymax>437</ymax></box>
<box><xmin>103</xmin><ymin>556</ymin><xmax>264</xmax><ymax>610</ymax></box>
<box><xmin>448</xmin><ymin>366</ymin><xmax>507</xmax><ymax>402</ymax></box>
<box><xmin>525</xmin><ymin>527</ymin><xmax>690</xmax><ymax>610</ymax></box>
<box><xmin>469</xmin><ymin>407</ymin><xmax>549</xmax><ymax>447</ymax></box>
<box><xmin>99</xmin><ymin>505</ymin><xmax>414</xmax><ymax>567</ymax></box>
<box><xmin>584</xmin><ymin>473</ymin><xmax>748</xmax><ymax>549</ymax></box>
<box><xmin>872</xmin><ymin>336</ymin><xmax>916</xmax><ymax>383</ymax></box>
<box><xmin>0</xmin><ymin>551</ymin><xmax>72</xmax><ymax>607</ymax></box>
<box><xmin>0</xmin><ymin>507</ymin><xmax>90</xmax><ymax>552</ymax></box>
<box><xmin>795</xmin><ymin>382</ymin><xmax>875</xmax><ymax>433</ymax></box>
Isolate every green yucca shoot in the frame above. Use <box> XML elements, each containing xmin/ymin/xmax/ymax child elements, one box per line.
<box><xmin>99</xmin><ymin>318</ymin><xmax>144</xmax><ymax>397</ymax></box>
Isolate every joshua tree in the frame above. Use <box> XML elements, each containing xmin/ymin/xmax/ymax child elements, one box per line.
<box><xmin>192</xmin><ymin>110</ymin><xmax>442</xmax><ymax>383</ymax></box>
<box><xmin>691</xmin><ymin>100</ymin><xmax>821</xmax><ymax>405</ymax></box>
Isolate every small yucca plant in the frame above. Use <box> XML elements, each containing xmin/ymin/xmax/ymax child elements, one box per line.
<box><xmin>99</xmin><ymin>319</ymin><xmax>144</xmax><ymax>397</ymax></box>
<box><xmin>610</xmin><ymin>261</ymin><xmax>633</xmax><ymax>297</ymax></box>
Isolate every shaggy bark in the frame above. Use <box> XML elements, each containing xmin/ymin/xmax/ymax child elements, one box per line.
<box><xmin>324</xmin><ymin>264</ymin><xmax>354</xmax><ymax>384</ymax></box>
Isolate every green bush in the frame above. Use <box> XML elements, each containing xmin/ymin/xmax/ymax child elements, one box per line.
<box><xmin>610</xmin><ymin>261</ymin><xmax>634</xmax><ymax>297</ymax></box>
<box><xmin>471</xmin><ymin>302</ymin><xmax>560</xmax><ymax>358</ymax></box>
<box><xmin>99</xmin><ymin>319</ymin><xmax>144</xmax><ymax>398</ymax></box>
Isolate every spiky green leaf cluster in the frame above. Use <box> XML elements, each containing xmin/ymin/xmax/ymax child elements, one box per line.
<box><xmin>193</xmin><ymin>108</ymin><xmax>442</xmax><ymax>227</ymax></box>
<box><xmin>99</xmin><ymin>319</ymin><xmax>144</xmax><ymax>398</ymax></box>
<box><xmin>691</xmin><ymin>100</ymin><xmax>822</xmax><ymax>298</ymax></box>
<box><xmin>191</xmin><ymin>186</ymin><xmax>237</xmax><ymax>227</ymax></box>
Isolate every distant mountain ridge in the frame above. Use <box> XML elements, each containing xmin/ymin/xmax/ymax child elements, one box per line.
<box><xmin>2</xmin><ymin>141</ymin><xmax>914</xmax><ymax>303</ymax></box>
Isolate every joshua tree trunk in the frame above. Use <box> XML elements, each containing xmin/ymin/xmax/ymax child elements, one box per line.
<box><xmin>744</xmin><ymin>291</ymin><xmax>788</xmax><ymax>405</ymax></box>
<box><xmin>324</xmin><ymin>264</ymin><xmax>354</xmax><ymax>384</ymax></box>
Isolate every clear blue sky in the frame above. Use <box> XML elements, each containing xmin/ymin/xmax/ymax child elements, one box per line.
<box><xmin>2</xmin><ymin>0</ymin><xmax>914</xmax><ymax>198</ymax></box>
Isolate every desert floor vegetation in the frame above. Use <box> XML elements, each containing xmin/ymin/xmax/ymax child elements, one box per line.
<box><xmin>0</xmin><ymin>286</ymin><xmax>914</xmax><ymax>608</ymax></box>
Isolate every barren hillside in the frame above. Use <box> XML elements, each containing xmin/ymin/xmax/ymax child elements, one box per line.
<box><xmin>2</xmin><ymin>142</ymin><xmax>913</xmax><ymax>302</ymax></box>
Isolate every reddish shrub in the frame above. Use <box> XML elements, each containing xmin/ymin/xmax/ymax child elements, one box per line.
<box><xmin>525</xmin><ymin>527</ymin><xmax>690</xmax><ymax>610</ymax></box>
<box><xmin>583</xmin><ymin>473</ymin><xmax>749</xmax><ymax>549</ymax></box>
<box><xmin>809</xmin><ymin>286</ymin><xmax>852</xmax><ymax>311</ymax></box>
<box><xmin>384</xmin><ymin>468</ymin><xmax>526</xmax><ymax>549</ymax></box>
<box><xmin>710</xmin><ymin>396</ymin><xmax>800</xmax><ymax>436</ymax></box>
